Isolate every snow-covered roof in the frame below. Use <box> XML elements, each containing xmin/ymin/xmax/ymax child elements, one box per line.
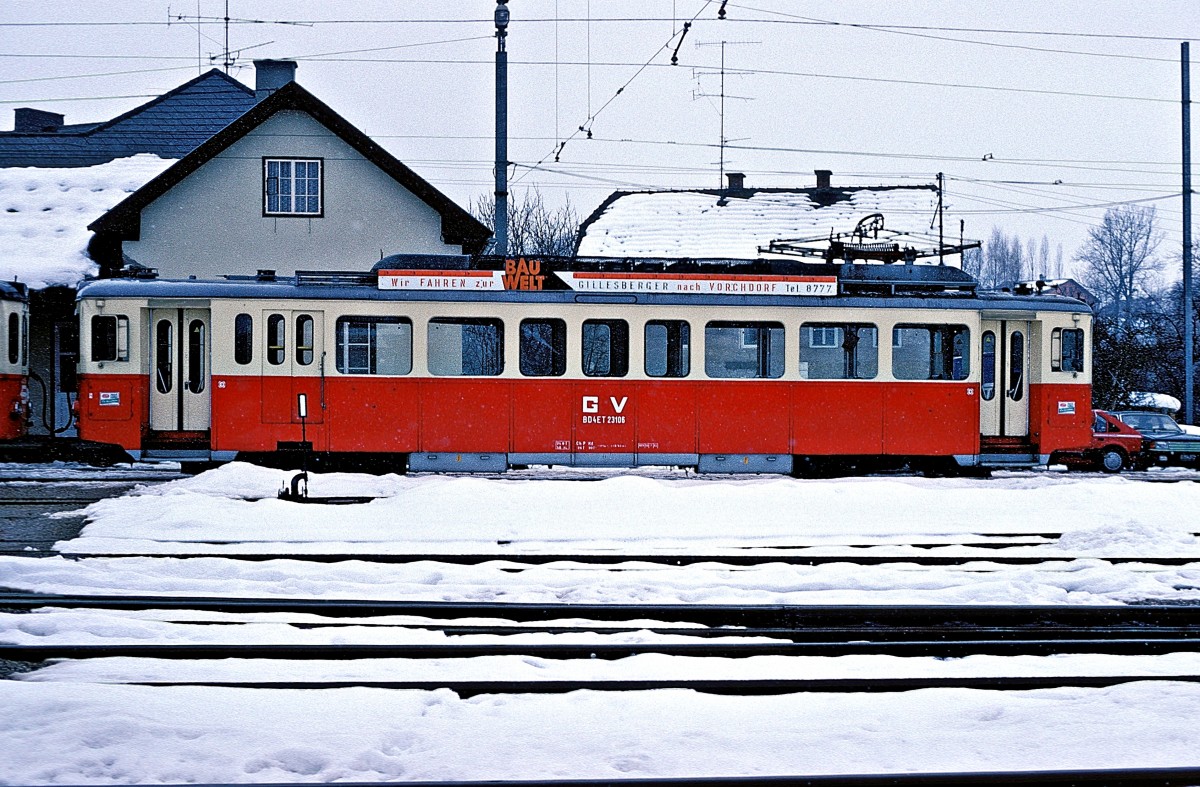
<box><xmin>0</xmin><ymin>154</ymin><xmax>175</xmax><ymax>289</ymax></box>
<box><xmin>1129</xmin><ymin>392</ymin><xmax>1182</xmax><ymax>413</ymax></box>
<box><xmin>575</xmin><ymin>186</ymin><xmax>946</xmax><ymax>260</ymax></box>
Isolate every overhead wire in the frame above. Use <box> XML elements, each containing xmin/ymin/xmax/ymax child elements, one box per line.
<box><xmin>511</xmin><ymin>0</ymin><xmax>715</xmax><ymax>185</ymax></box>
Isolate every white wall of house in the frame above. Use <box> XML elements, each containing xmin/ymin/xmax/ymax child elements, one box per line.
<box><xmin>123</xmin><ymin>111</ymin><xmax>462</xmax><ymax>278</ymax></box>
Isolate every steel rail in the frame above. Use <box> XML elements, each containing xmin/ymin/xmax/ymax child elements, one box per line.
<box><xmin>5</xmin><ymin>638</ymin><xmax>1200</xmax><ymax>660</ymax></box>
<box><xmin>85</xmin><ymin>675</ymin><xmax>1200</xmax><ymax>695</ymax></box>
<box><xmin>3</xmin><ymin>594</ymin><xmax>1199</xmax><ymax>626</ymax></box>
<box><xmin>20</xmin><ymin>766</ymin><xmax>1200</xmax><ymax>786</ymax></box>
<box><xmin>47</xmin><ymin>551</ymin><xmax>1200</xmax><ymax>566</ymax></box>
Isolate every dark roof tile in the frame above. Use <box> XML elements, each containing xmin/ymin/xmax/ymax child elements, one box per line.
<box><xmin>0</xmin><ymin>70</ymin><xmax>254</xmax><ymax>168</ymax></box>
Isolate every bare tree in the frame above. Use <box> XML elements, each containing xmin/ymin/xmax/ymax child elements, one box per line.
<box><xmin>1077</xmin><ymin>205</ymin><xmax>1163</xmax><ymax>328</ymax></box>
<box><xmin>471</xmin><ymin>188</ymin><xmax>581</xmax><ymax>257</ymax></box>
<box><xmin>972</xmin><ymin>227</ymin><xmax>1025</xmax><ymax>288</ymax></box>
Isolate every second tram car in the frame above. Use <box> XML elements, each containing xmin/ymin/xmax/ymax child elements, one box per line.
<box><xmin>0</xmin><ymin>282</ymin><xmax>30</xmax><ymax>441</ymax></box>
<box><xmin>74</xmin><ymin>258</ymin><xmax>1093</xmax><ymax>474</ymax></box>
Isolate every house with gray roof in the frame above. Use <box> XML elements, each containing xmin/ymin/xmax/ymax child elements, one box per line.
<box><xmin>87</xmin><ymin>66</ymin><xmax>488</xmax><ymax>280</ymax></box>
<box><xmin>0</xmin><ymin>69</ymin><xmax>256</xmax><ymax>169</ymax></box>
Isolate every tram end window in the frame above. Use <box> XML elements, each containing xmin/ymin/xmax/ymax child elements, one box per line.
<box><xmin>1051</xmin><ymin>327</ymin><xmax>1086</xmax><ymax>373</ymax></box>
<box><xmin>645</xmin><ymin>320</ymin><xmax>690</xmax><ymax>378</ymax></box>
<box><xmin>892</xmin><ymin>324</ymin><xmax>970</xmax><ymax>381</ymax></box>
<box><xmin>519</xmin><ymin>318</ymin><xmax>567</xmax><ymax>377</ymax></box>
<box><xmin>799</xmin><ymin>322</ymin><xmax>878</xmax><ymax>380</ymax></box>
<box><xmin>428</xmin><ymin>317</ymin><xmax>504</xmax><ymax>376</ymax></box>
<box><xmin>583</xmin><ymin>319</ymin><xmax>629</xmax><ymax>377</ymax></box>
<box><xmin>705</xmin><ymin>321</ymin><xmax>785</xmax><ymax>379</ymax></box>
<box><xmin>90</xmin><ymin>314</ymin><xmax>129</xmax><ymax>363</ymax></box>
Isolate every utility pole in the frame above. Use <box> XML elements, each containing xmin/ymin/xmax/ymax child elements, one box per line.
<box><xmin>223</xmin><ymin>0</ymin><xmax>231</xmax><ymax>74</ymax></box>
<box><xmin>937</xmin><ymin>172</ymin><xmax>945</xmax><ymax>265</ymax></box>
<box><xmin>494</xmin><ymin>0</ymin><xmax>510</xmax><ymax>258</ymax></box>
<box><xmin>1183</xmin><ymin>42</ymin><xmax>1194</xmax><ymax>424</ymax></box>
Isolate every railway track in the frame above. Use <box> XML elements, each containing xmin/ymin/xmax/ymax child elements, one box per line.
<box><xmin>4</xmin><ymin>595</ymin><xmax>1200</xmax><ymax>703</ymax></box>
<box><xmin>45</xmin><ymin>549</ymin><xmax>1200</xmax><ymax>566</ymax></box>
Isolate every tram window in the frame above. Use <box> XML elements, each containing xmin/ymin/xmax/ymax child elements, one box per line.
<box><xmin>1008</xmin><ymin>331</ymin><xmax>1025</xmax><ymax>401</ymax></box>
<box><xmin>335</xmin><ymin>316</ymin><xmax>412</xmax><ymax>375</ymax></box>
<box><xmin>155</xmin><ymin>319</ymin><xmax>173</xmax><ymax>394</ymax></box>
<box><xmin>705</xmin><ymin>321</ymin><xmax>784</xmax><ymax>379</ymax></box>
<box><xmin>981</xmin><ymin>331</ymin><xmax>996</xmax><ymax>400</ymax></box>
<box><xmin>21</xmin><ymin>313</ymin><xmax>27</xmax><ymax>367</ymax></box>
<box><xmin>799</xmin><ymin>322</ymin><xmax>877</xmax><ymax>380</ymax></box>
<box><xmin>1052</xmin><ymin>327</ymin><xmax>1085</xmax><ymax>373</ymax></box>
<box><xmin>519</xmin><ymin>319</ymin><xmax>567</xmax><ymax>377</ymax></box>
<box><xmin>428</xmin><ymin>317</ymin><xmax>504</xmax><ymax>376</ymax></box>
<box><xmin>234</xmin><ymin>314</ymin><xmax>253</xmax><ymax>365</ymax></box>
<box><xmin>295</xmin><ymin>315</ymin><xmax>315</xmax><ymax>366</ymax></box>
<box><xmin>892</xmin><ymin>324</ymin><xmax>970</xmax><ymax>381</ymax></box>
<box><xmin>645</xmin><ymin>320</ymin><xmax>690</xmax><ymax>378</ymax></box>
<box><xmin>582</xmin><ymin>319</ymin><xmax>629</xmax><ymax>377</ymax></box>
<box><xmin>90</xmin><ymin>315</ymin><xmax>129</xmax><ymax>363</ymax></box>
<box><xmin>7</xmin><ymin>313</ymin><xmax>16</xmax><ymax>364</ymax></box>
<box><xmin>187</xmin><ymin>320</ymin><xmax>206</xmax><ymax>394</ymax></box>
<box><xmin>266</xmin><ymin>314</ymin><xmax>285</xmax><ymax>366</ymax></box>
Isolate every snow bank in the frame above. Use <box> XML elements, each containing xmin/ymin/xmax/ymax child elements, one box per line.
<box><xmin>2</xmin><ymin>682</ymin><xmax>1198</xmax><ymax>782</ymax></box>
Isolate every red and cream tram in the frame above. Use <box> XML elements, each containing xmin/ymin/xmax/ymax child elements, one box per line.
<box><xmin>0</xmin><ymin>282</ymin><xmax>30</xmax><ymax>441</ymax></box>
<box><xmin>74</xmin><ymin>257</ymin><xmax>1092</xmax><ymax>474</ymax></box>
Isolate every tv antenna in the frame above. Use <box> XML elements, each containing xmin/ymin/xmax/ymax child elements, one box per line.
<box><xmin>168</xmin><ymin>1</ymin><xmax>283</xmax><ymax>74</ymax></box>
<box><xmin>693</xmin><ymin>40</ymin><xmax>758</xmax><ymax>188</ymax></box>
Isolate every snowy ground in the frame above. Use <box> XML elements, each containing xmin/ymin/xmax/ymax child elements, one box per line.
<box><xmin>2</xmin><ymin>463</ymin><xmax>1200</xmax><ymax>782</ymax></box>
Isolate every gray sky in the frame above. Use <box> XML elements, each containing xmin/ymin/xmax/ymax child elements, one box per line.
<box><xmin>1</xmin><ymin>1</ymin><xmax>1196</xmax><ymax>276</ymax></box>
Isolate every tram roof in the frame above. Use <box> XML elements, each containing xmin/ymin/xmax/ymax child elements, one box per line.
<box><xmin>76</xmin><ymin>271</ymin><xmax>1090</xmax><ymax>315</ymax></box>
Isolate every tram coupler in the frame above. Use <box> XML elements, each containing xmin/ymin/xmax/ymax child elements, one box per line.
<box><xmin>279</xmin><ymin>470</ymin><xmax>309</xmax><ymax>502</ymax></box>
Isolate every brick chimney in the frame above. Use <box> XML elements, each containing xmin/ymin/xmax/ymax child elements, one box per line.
<box><xmin>254</xmin><ymin>60</ymin><xmax>297</xmax><ymax>101</ymax></box>
<box><xmin>815</xmin><ymin>169</ymin><xmax>832</xmax><ymax>189</ymax></box>
<box><xmin>14</xmin><ymin>108</ymin><xmax>64</xmax><ymax>133</ymax></box>
<box><xmin>725</xmin><ymin>172</ymin><xmax>745</xmax><ymax>191</ymax></box>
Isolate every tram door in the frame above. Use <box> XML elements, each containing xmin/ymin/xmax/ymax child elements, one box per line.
<box><xmin>149</xmin><ymin>308</ymin><xmax>211</xmax><ymax>432</ymax></box>
<box><xmin>261</xmin><ymin>310</ymin><xmax>325</xmax><ymax>425</ymax></box>
<box><xmin>979</xmin><ymin>319</ymin><xmax>1030</xmax><ymax>438</ymax></box>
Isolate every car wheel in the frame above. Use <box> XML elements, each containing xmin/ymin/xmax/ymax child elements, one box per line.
<box><xmin>1097</xmin><ymin>448</ymin><xmax>1126</xmax><ymax>473</ymax></box>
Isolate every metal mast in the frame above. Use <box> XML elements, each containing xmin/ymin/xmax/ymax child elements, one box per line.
<box><xmin>494</xmin><ymin>1</ymin><xmax>510</xmax><ymax>257</ymax></box>
<box><xmin>1184</xmin><ymin>42</ymin><xmax>1194</xmax><ymax>424</ymax></box>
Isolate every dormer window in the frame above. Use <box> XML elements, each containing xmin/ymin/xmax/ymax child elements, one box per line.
<box><xmin>264</xmin><ymin>158</ymin><xmax>322</xmax><ymax>216</ymax></box>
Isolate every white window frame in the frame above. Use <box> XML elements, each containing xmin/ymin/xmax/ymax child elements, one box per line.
<box><xmin>809</xmin><ymin>326</ymin><xmax>840</xmax><ymax>348</ymax></box>
<box><xmin>264</xmin><ymin>158</ymin><xmax>323</xmax><ymax>217</ymax></box>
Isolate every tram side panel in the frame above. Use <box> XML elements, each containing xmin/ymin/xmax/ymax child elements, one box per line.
<box><xmin>789</xmin><ymin>382</ymin><xmax>884</xmax><ymax>455</ymax></box>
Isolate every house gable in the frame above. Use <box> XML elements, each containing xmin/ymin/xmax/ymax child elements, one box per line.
<box><xmin>89</xmin><ymin>81</ymin><xmax>488</xmax><ymax>277</ymax></box>
<box><xmin>120</xmin><ymin>111</ymin><xmax>464</xmax><ymax>278</ymax></box>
